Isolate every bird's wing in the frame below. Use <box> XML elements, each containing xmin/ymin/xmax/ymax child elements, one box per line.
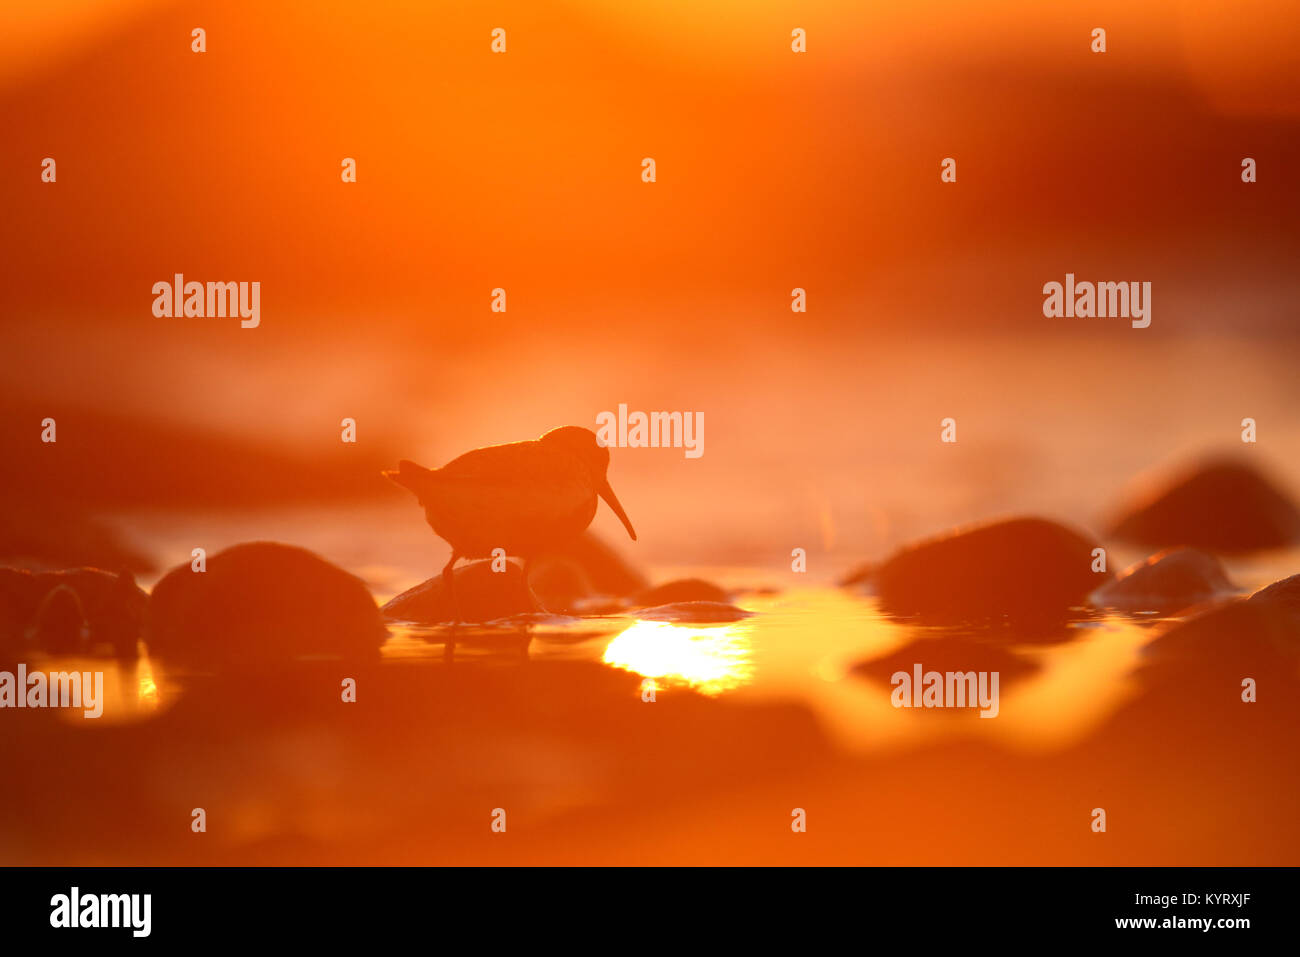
<box><xmin>437</xmin><ymin>439</ymin><xmax>548</xmax><ymax>481</ymax></box>
<box><xmin>425</xmin><ymin>441</ymin><xmax>592</xmax><ymax>531</ymax></box>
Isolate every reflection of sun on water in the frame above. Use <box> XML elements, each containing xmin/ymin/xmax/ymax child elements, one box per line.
<box><xmin>602</xmin><ymin>620</ymin><xmax>754</xmax><ymax>696</ymax></box>
<box><xmin>136</xmin><ymin>656</ymin><xmax>159</xmax><ymax>707</ymax></box>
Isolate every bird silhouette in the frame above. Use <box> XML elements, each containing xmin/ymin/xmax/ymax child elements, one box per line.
<box><xmin>384</xmin><ymin>426</ymin><xmax>636</xmax><ymax>605</ymax></box>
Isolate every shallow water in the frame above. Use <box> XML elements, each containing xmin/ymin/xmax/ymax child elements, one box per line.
<box><xmin>102</xmin><ymin>508</ymin><xmax>1300</xmax><ymax>746</ymax></box>
<box><xmin>5</xmin><ymin>503</ymin><xmax>1299</xmax><ymax>866</ymax></box>
<box><xmin>48</xmin><ymin>570</ymin><xmax>1280</xmax><ymax>748</ymax></box>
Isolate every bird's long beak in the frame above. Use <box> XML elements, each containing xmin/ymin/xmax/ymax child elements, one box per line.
<box><xmin>598</xmin><ymin>479</ymin><xmax>637</xmax><ymax>541</ymax></box>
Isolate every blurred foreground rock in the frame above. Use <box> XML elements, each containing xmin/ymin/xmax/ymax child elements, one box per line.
<box><xmin>1138</xmin><ymin>572</ymin><xmax>1300</xmax><ymax>689</ymax></box>
<box><xmin>1108</xmin><ymin>457</ymin><xmax>1300</xmax><ymax>553</ymax></box>
<box><xmin>146</xmin><ymin>542</ymin><xmax>386</xmax><ymax>668</ymax></box>
<box><xmin>634</xmin><ymin>578</ymin><xmax>729</xmax><ymax>607</ymax></box>
<box><xmin>0</xmin><ymin>566</ymin><xmax>147</xmax><ymax>657</ymax></box>
<box><xmin>874</xmin><ymin>517</ymin><xmax>1104</xmax><ymax>622</ymax></box>
<box><xmin>632</xmin><ymin>601</ymin><xmax>753</xmax><ymax>623</ymax></box>
<box><xmin>1090</xmin><ymin>547</ymin><xmax>1236</xmax><ymax>614</ymax></box>
<box><xmin>382</xmin><ymin>560</ymin><xmax>541</xmax><ymax>623</ymax></box>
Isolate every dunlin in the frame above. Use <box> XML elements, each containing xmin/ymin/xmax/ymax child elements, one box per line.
<box><xmin>385</xmin><ymin>426</ymin><xmax>637</xmax><ymax>596</ymax></box>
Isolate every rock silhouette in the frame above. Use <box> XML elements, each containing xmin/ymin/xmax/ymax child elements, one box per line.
<box><xmin>146</xmin><ymin>542</ymin><xmax>387</xmax><ymax>668</ymax></box>
<box><xmin>34</xmin><ymin>585</ymin><xmax>86</xmax><ymax>653</ymax></box>
<box><xmin>0</xmin><ymin>569</ymin><xmax>33</xmax><ymax>650</ymax></box>
<box><xmin>632</xmin><ymin>601</ymin><xmax>753</xmax><ymax>623</ymax></box>
<box><xmin>382</xmin><ymin>560</ymin><xmax>541</xmax><ymax>624</ymax></box>
<box><xmin>1248</xmin><ymin>573</ymin><xmax>1300</xmax><ymax>619</ymax></box>
<box><xmin>634</xmin><ymin>578</ymin><xmax>729</xmax><ymax>607</ymax></box>
<box><xmin>1137</xmin><ymin>599</ymin><xmax>1298</xmax><ymax>691</ymax></box>
<box><xmin>0</xmin><ymin>565</ymin><xmax>146</xmax><ymax>656</ymax></box>
<box><xmin>1090</xmin><ymin>547</ymin><xmax>1236</xmax><ymax>614</ymax></box>
<box><xmin>874</xmin><ymin>517</ymin><xmax>1105</xmax><ymax>622</ymax></box>
<box><xmin>1137</xmin><ymin>572</ymin><xmax>1300</xmax><ymax>691</ymax></box>
<box><xmin>1107</xmin><ymin>457</ymin><xmax>1300</xmax><ymax>553</ymax></box>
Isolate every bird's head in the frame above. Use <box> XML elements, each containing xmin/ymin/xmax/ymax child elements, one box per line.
<box><xmin>540</xmin><ymin>426</ymin><xmax>637</xmax><ymax>541</ymax></box>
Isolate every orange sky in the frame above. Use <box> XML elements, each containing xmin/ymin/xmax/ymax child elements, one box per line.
<box><xmin>1</xmin><ymin>1</ymin><xmax>1297</xmax><ymax>524</ymax></box>
<box><xmin>2</xmin><ymin>0</ymin><xmax>1296</xmax><ymax>335</ymax></box>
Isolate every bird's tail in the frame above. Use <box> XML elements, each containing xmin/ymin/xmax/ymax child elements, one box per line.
<box><xmin>382</xmin><ymin>460</ymin><xmax>436</xmax><ymax>496</ymax></box>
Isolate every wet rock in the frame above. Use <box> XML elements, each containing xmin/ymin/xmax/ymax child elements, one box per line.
<box><xmin>38</xmin><ymin>567</ymin><xmax>147</xmax><ymax>656</ymax></box>
<box><xmin>0</xmin><ymin>566</ymin><xmax>147</xmax><ymax>657</ymax></box>
<box><xmin>1248</xmin><ymin>573</ymin><xmax>1300</xmax><ymax>619</ymax></box>
<box><xmin>382</xmin><ymin>559</ymin><xmax>541</xmax><ymax>623</ymax></box>
<box><xmin>1136</xmin><ymin>572</ymin><xmax>1300</xmax><ymax>690</ymax></box>
<box><xmin>632</xmin><ymin>601</ymin><xmax>754</xmax><ymax>624</ymax></box>
<box><xmin>147</xmin><ymin>542</ymin><xmax>387</xmax><ymax>668</ymax></box>
<box><xmin>634</xmin><ymin>578</ymin><xmax>729</xmax><ymax>607</ymax></box>
<box><xmin>0</xmin><ymin>576</ymin><xmax>24</xmax><ymax>661</ymax></box>
<box><xmin>34</xmin><ymin>585</ymin><xmax>86</xmax><ymax>653</ymax></box>
<box><xmin>875</xmin><ymin>517</ymin><xmax>1104</xmax><ymax>622</ymax></box>
<box><xmin>1090</xmin><ymin>547</ymin><xmax>1237</xmax><ymax>614</ymax></box>
<box><xmin>1108</xmin><ymin>457</ymin><xmax>1300</xmax><ymax>553</ymax></box>
<box><xmin>0</xmin><ymin>569</ymin><xmax>33</xmax><ymax>642</ymax></box>
<box><xmin>1137</xmin><ymin>597</ymin><xmax>1298</xmax><ymax>690</ymax></box>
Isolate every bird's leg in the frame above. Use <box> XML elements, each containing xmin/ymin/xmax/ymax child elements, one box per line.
<box><xmin>442</xmin><ymin>551</ymin><xmax>461</xmax><ymax>662</ymax></box>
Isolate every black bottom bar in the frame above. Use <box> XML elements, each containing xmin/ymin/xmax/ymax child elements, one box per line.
<box><xmin>2</xmin><ymin>866</ymin><xmax>1288</xmax><ymax>943</ymax></box>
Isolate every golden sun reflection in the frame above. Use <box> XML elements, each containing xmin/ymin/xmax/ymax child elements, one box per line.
<box><xmin>602</xmin><ymin>620</ymin><xmax>754</xmax><ymax>696</ymax></box>
<box><xmin>136</xmin><ymin>656</ymin><xmax>160</xmax><ymax>706</ymax></box>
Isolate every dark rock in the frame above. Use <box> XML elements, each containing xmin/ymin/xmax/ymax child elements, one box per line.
<box><xmin>632</xmin><ymin>601</ymin><xmax>754</xmax><ymax>623</ymax></box>
<box><xmin>0</xmin><ymin>569</ymin><xmax>33</xmax><ymax>639</ymax></box>
<box><xmin>146</xmin><ymin>542</ymin><xmax>386</xmax><ymax>668</ymax></box>
<box><xmin>1090</xmin><ymin>547</ymin><xmax>1237</xmax><ymax>614</ymax></box>
<box><xmin>1137</xmin><ymin>573</ymin><xmax>1300</xmax><ymax>689</ymax></box>
<box><xmin>1137</xmin><ymin>597</ymin><xmax>1298</xmax><ymax>690</ymax></box>
<box><xmin>634</xmin><ymin>578</ymin><xmax>729</xmax><ymax>606</ymax></box>
<box><xmin>37</xmin><ymin>567</ymin><xmax>147</xmax><ymax>657</ymax></box>
<box><xmin>875</xmin><ymin>517</ymin><xmax>1104</xmax><ymax>622</ymax></box>
<box><xmin>1108</xmin><ymin>457</ymin><xmax>1300</xmax><ymax>553</ymax></box>
<box><xmin>34</xmin><ymin>585</ymin><xmax>86</xmax><ymax>653</ymax></box>
<box><xmin>1249</xmin><ymin>573</ymin><xmax>1300</xmax><ymax>619</ymax></box>
<box><xmin>382</xmin><ymin>559</ymin><xmax>541</xmax><ymax>623</ymax></box>
<box><xmin>0</xmin><ymin>574</ymin><xmax>25</xmax><ymax>660</ymax></box>
<box><xmin>0</xmin><ymin>566</ymin><xmax>146</xmax><ymax>657</ymax></box>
